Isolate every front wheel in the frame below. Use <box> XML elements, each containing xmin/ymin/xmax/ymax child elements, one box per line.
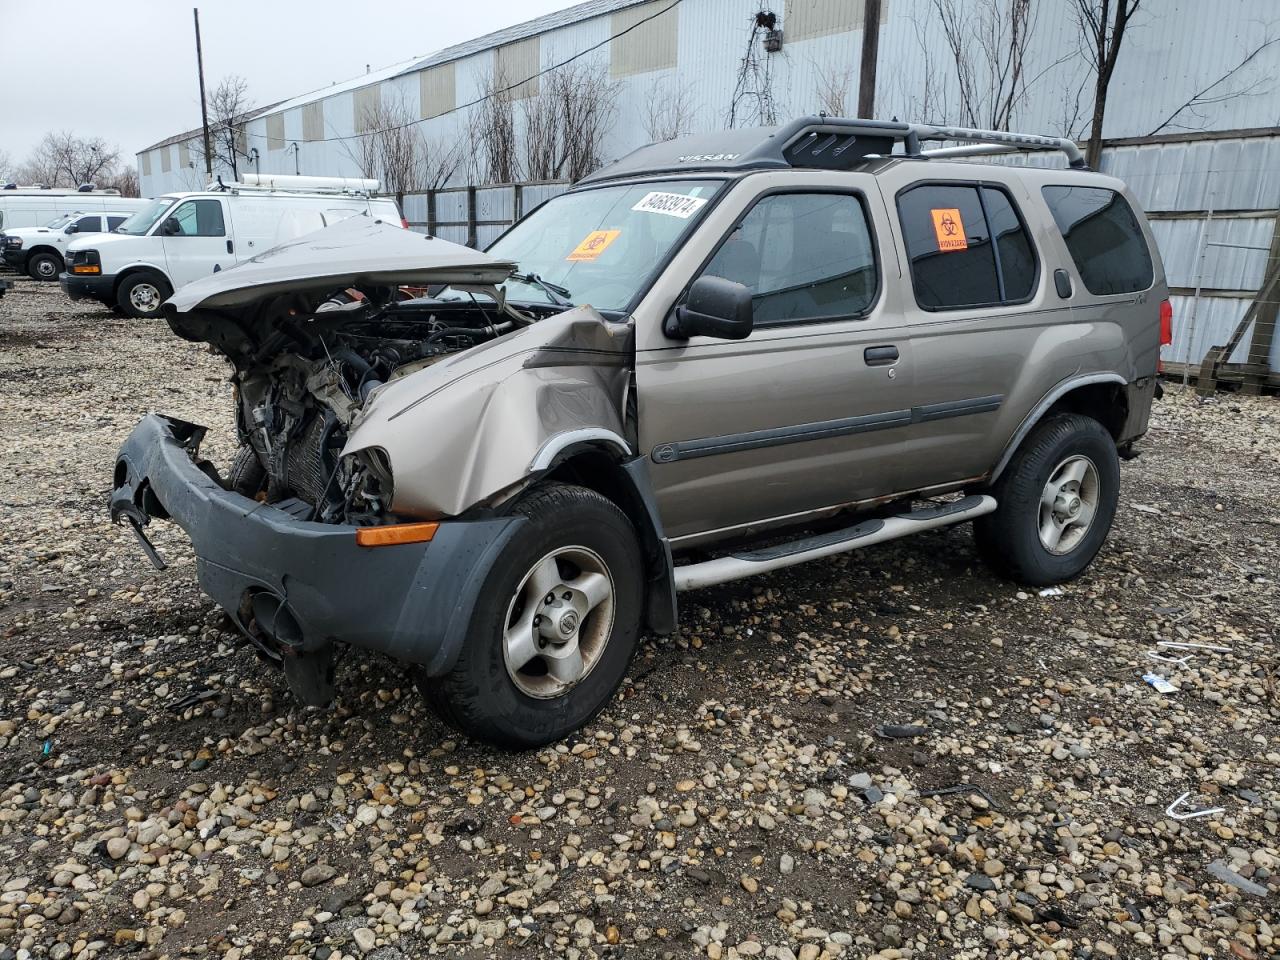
<box><xmin>974</xmin><ymin>413</ymin><xmax>1120</xmax><ymax>586</ymax></box>
<box><xmin>116</xmin><ymin>272</ymin><xmax>171</xmax><ymax>319</ymax></box>
<box><xmin>27</xmin><ymin>252</ymin><xmax>62</xmax><ymax>281</ymax></box>
<box><xmin>419</xmin><ymin>483</ymin><xmax>643</xmax><ymax>749</ymax></box>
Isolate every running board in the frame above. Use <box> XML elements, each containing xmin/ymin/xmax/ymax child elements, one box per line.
<box><xmin>672</xmin><ymin>494</ymin><xmax>997</xmax><ymax>591</ymax></box>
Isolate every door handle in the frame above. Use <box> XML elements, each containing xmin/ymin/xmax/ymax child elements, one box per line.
<box><xmin>864</xmin><ymin>345</ymin><xmax>899</xmax><ymax>366</ymax></box>
<box><xmin>226</xmin><ymin>239</ymin><xmax>234</xmax><ymax>254</ymax></box>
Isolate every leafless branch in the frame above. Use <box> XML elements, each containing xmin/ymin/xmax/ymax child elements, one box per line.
<box><xmin>15</xmin><ymin>132</ymin><xmax>120</xmax><ymax>188</ymax></box>
<box><xmin>643</xmin><ymin>77</ymin><xmax>697</xmax><ymax>142</ymax></box>
<box><xmin>1073</xmin><ymin>0</ymin><xmax>1142</xmax><ymax>168</ymax></box>
<box><xmin>932</xmin><ymin>0</ymin><xmax>1041</xmax><ymax>131</ymax></box>
<box><xmin>209</xmin><ymin>75</ymin><xmax>253</xmax><ymax>181</ymax></box>
<box><xmin>1147</xmin><ymin>34</ymin><xmax>1280</xmax><ymax>136</ymax></box>
<box><xmin>342</xmin><ymin>93</ymin><xmax>465</xmax><ymax>196</ymax></box>
<box><xmin>521</xmin><ymin>61</ymin><xmax>619</xmax><ymax>182</ymax></box>
<box><xmin>814</xmin><ymin>61</ymin><xmax>854</xmax><ymax>117</ymax></box>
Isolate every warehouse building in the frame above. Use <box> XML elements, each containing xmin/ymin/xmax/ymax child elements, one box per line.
<box><xmin>137</xmin><ymin>0</ymin><xmax>1280</xmax><ymax>386</ymax></box>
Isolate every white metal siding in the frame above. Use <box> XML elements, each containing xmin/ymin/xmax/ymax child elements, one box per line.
<box><xmin>419</xmin><ymin>63</ymin><xmax>456</xmax><ymax>119</ymax></box>
<box><xmin>496</xmin><ymin>36</ymin><xmax>540</xmax><ymax>99</ymax></box>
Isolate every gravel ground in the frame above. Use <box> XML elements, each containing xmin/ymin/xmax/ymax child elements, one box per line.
<box><xmin>1</xmin><ymin>275</ymin><xmax>1278</xmax><ymax>960</ymax></box>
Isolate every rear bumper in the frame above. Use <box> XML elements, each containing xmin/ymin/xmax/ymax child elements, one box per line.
<box><xmin>109</xmin><ymin>414</ymin><xmax>522</xmax><ymax>675</ymax></box>
<box><xmin>60</xmin><ymin>271</ymin><xmax>115</xmax><ymax>302</ymax></box>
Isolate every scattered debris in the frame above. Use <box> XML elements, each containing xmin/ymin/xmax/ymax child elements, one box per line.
<box><xmin>1038</xmin><ymin>586</ymin><xmax>1064</xmax><ymax>597</ymax></box>
<box><xmin>1166</xmin><ymin>792</ymin><xmax>1226</xmax><ymax>821</ymax></box>
<box><xmin>1142</xmin><ymin>673</ymin><xmax>1179</xmax><ymax>694</ymax></box>
<box><xmin>877</xmin><ymin>723</ymin><xmax>930</xmax><ymax>739</ymax></box>
<box><xmin>1158</xmin><ymin>640</ymin><xmax>1233</xmax><ymax>653</ymax></box>
<box><xmin>1146</xmin><ymin>651</ymin><xmax>1193</xmax><ymax>665</ymax></box>
<box><xmin>1206</xmin><ymin>860</ymin><xmax>1269</xmax><ymax>897</ymax></box>
<box><xmin>167</xmin><ymin>688</ymin><xmax>221</xmax><ymax>712</ymax></box>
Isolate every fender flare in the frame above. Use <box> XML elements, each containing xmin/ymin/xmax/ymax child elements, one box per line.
<box><xmin>991</xmin><ymin>372</ymin><xmax>1127</xmax><ymax>481</ymax></box>
<box><xmin>530</xmin><ymin>428</ymin><xmax>632</xmax><ymax>471</ymax></box>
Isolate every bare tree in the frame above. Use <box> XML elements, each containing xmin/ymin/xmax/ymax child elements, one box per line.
<box><xmin>17</xmin><ymin>132</ymin><xmax>120</xmax><ymax>187</ymax></box>
<box><xmin>517</xmin><ymin>61</ymin><xmax>618</xmax><ymax>182</ymax></box>
<box><xmin>814</xmin><ymin>62</ymin><xmax>854</xmax><ymax>117</ymax></box>
<box><xmin>344</xmin><ymin>94</ymin><xmax>464</xmax><ymax>197</ymax></box>
<box><xmin>727</xmin><ymin>12</ymin><xmax>780</xmax><ymax>128</ymax></box>
<box><xmin>103</xmin><ymin>166</ymin><xmax>140</xmax><ymax>197</ymax></box>
<box><xmin>933</xmin><ymin>0</ymin><xmax>1045</xmax><ymax>131</ymax></box>
<box><xmin>209</xmin><ymin>75</ymin><xmax>253</xmax><ymax>181</ymax></box>
<box><xmin>643</xmin><ymin>77</ymin><xmax>697</xmax><ymax>142</ymax></box>
<box><xmin>0</xmin><ymin>150</ymin><xmax>11</xmax><ymax>183</ymax></box>
<box><xmin>472</xmin><ymin>69</ymin><xmax>518</xmax><ymax>184</ymax></box>
<box><xmin>1147</xmin><ymin>34</ymin><xmax>1279</xmax><ymax>136</ymax></box>
<box><xmin>1073</xmin><ymin>0</ymin><xmax>1142</xmax><ymax>168</ymax></box>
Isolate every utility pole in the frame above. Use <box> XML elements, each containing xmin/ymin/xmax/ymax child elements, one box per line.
<box><xmin>857</xmin><ymin>0</ymin><xmax>882</xmax><ymax>119</ymax></box>
<box><xmin>194</xmin><ymin>8</ymin><xmax>213</xmax><ymax>178</ymax></box>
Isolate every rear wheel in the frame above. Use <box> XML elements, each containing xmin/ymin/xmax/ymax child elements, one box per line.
<box><xmin>975</xmin><ymin>413</ymin><xmax>1119</xmax><ymax>586</ymax></box>
<box><xmin>117</xmin><ymin>272</ymin><xmax>171</xmax><ymax>319</ymax></box>
<box><xmin>419</xmin><ymin>483</ymin><xmax>643</xmax><ymax>749</ymax></box>
<box><xmin>27</xmin><ymin>252</ymin><xmax>62</xmax><ymax>281</ymax></box>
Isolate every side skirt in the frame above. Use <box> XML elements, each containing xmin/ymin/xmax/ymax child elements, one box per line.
<box><xmin>672</xmin><ymin>494</ymin><xmax>997</xmax><ymax>591</ymax></box>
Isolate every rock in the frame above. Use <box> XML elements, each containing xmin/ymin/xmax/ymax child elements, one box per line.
<box><xmin>779</xmin><ymin>854</ymin><xmax>795</xmax><ymax>875</ymax></box>
<box><xmin>352</xmin><ymin>928</ymin><xmax>377</xmax><ymax>953</ymax></box>
<box><xmin>965</xmin><ymin>873</ymin><xmax>996</xmax><ymax>892</ymax></box>
<box><xmin>301</xmin><ymin>864</ymin><xmax>338</xmax><ymax>887</ymax></box>
<box><xmin>105</xmin><ymin>837</ymin><xmax>130</xmax><ymax>860</ymax></box>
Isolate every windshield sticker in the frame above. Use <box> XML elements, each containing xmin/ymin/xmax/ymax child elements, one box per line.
<box><xmin>567</xmin><ymin>229</ymin><xmax>621</xmax><ymax>261</ymax></box>
<box><xmin>631</xmin><ymin>191</ymin><xmax>709</xmax><ymax>219</ymax></box>
<box><xmin>930</xmin><ymin>208</ymin><xmax>968</xmax><ymax>251</ymax></box>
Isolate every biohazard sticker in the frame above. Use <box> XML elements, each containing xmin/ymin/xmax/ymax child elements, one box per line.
<box><xmin>930</xmin><ymin>208</ymin><xmax>968</xmax><ymax>251</ymax></box>
<box><xmin>567</xmin><ymin>229</ymin><xmax>621</xmax><ymax>261</ymax></box>
<box><xmin>631</xmin><ymin>191</ymin><xmax>709</xmax><ymax>219</ymax></box>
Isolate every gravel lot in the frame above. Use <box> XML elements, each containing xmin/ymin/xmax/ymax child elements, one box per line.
<box><xmin>1</xmin><ymin>275</ymin><xmax>1278</xmax><ymax>960</ymax></box>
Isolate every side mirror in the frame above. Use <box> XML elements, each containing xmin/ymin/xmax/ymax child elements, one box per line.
<box><xmin>161</xmin><ymin>218</ymin><xmax>181</xmax><ymax>236</ymax></box>
<box><xmin>665</xmin><ymin>275</ymin><xmax>753</xmax><ymax>341</ymax></box>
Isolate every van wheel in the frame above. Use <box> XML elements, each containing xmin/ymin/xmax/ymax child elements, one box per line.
<box><xmin>974</xmin><ymin>413</ymin><xmax>1119</xmax><ymax>586</ymax></box>
<box><xmin>418</xmin><ymin>483</ymin><xmax>643</xmax><ymax>749</ymax></box>
<box><xmin>27</xmin><ymin>252</ymin><xmax>62</xmax><ymax>281</ymax></box>
<box><xmin>117</xmin><ymin>272</ymin><xmax>171</xmax><ymax>319</ymax></box>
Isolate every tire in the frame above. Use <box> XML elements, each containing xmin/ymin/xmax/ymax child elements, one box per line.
<box><xmin>27</xmin><ymin>252</ymin><xmax>62</xmax><ymax>282</ymax></box>
<box><xmin>974</xmin><ymin>413</ymin><xmax>1120</xmax><ymax>586</ymax></box>
<box><xmin>116</xmin><ymin>272</ymin><xmax>171</xmax><ymax>319</ymax></box>
<box><xmin>226</xmin><ymin>445</ymin><xmax>266</xmax><ymax>498</ymax></box>
<box><xmin>419</xmin><ymin>483</ymin><xmax>644</xmax><ymax>749</ymax></box>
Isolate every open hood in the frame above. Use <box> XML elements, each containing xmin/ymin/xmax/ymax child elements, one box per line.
<box><xmin>166</xmin><ymin>216</ymin><xmax>516</xmax><ymax>312</ymax></box>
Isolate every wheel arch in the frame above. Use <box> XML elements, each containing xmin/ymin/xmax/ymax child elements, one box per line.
<box><xmin>113</xmin><ymin>263</ymin><xmax>172</xmax><ymax>299</ymax></box>
<box><xmin>991</xmin><ymin>373</ymin><xmax>1128</xmax><ymax>482</ymax></box>
<box><xmin>25</xmin><ymin>244</ymin><xmax>63</xmax><ymax>263</ymax></box>
<box><xmin>541</xmin><ymin>447</ymin><xmax>677</xmax><ymax>635</ymax></box>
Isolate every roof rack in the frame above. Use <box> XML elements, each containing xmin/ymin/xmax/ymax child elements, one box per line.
<box><xmin>581</xmin><ymin>116</ymin><xmax>1088</xmax><ymax>184</ymax></box>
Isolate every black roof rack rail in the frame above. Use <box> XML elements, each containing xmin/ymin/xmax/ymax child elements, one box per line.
<box><xmin>580</xmin><ymin>116</ymin><xmax>1088</xmax><ymax>184</ymax></box>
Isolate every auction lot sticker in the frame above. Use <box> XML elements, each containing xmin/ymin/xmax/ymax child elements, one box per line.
<box><xmin>567</xmin><ymin>229</ymin><xmax>621</xmax><ymax>261</ymax></box>
<box><xmin>631</xmin><ymin>191</ymin><xmax>709</xmax><ymax>219</ymax></box>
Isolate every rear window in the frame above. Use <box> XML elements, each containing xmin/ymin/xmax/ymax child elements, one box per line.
<box><xmin>897</xmin><ymin>183</ymin><xmax>1038</xmax><ymax>310</ymax></box>
<box><xmin>1041</xmin><ymin>186</ymin><xmax>1153</xmax><ymax>295</ymax></box>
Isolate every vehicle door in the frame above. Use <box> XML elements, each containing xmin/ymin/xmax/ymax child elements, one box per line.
<box><xmin>67</xmin><ymin>214</ymin><xmax>103</xmax><ymax>240</ymax></box>
<box><xmin>159</xmin><ymin>197</ymin><xmax>235</xmax><ymax>288</ymax></box>
<box><xmin>879</xmin><ymin>170</ymin><xmax>1058</xmax><ymax>492</ymax></box>
<box><xmin>634</xmin><ymin>172</ymin><xmax>913</xmax><ymax>545</ymax></box>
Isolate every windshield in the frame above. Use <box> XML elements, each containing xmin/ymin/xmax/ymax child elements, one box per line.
<box><xmin>115</xmin><ymin>197</ymin><xmax>177</xmax><ymax>236</ymax></box>
<box><xmin>43</xmin><ymin>213</ymin><xmax>77</xmax><ymax>229</ymax></box>
<box><xmin>483</xmin><ymin>179</ymin><xmax>723</xmax><ymax>312</ymax></box>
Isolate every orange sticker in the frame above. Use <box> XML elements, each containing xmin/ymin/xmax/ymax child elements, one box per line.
<box><xmin>567</xmin><ymin>229</ymin><xmax>620</xmax><ymax>261</ymax></box>
<box><xmin>930</xmin><ymin>208</ymin><xmax>968</xmax><ymax>251</ymax></box>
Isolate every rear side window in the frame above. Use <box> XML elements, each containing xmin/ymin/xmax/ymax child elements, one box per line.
<box><xmin>1041</xmin><ymin>186</ymin><xmax>1153</xmax><ymax>295</ymax></box>
<box><xmin>897</xmin><ymin>183</ymin><xmax>1038</xmax><ymax>310</ymax></box>
<box><xmin>700</xmin><ymin>192</ymin><xmax>878</xmax><ymax>325</ymax></box>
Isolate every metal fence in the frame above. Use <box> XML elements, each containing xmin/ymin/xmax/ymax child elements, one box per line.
<box><xmin>401</xmin><ymin>181</ymin><xmax>572</xmax><ymax>250</ymax></box>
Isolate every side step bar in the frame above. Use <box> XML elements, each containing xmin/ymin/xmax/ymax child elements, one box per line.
<box><xmin>672</xmin><ymin>494</ymin><xmax>997</xmax><ymax>591</ymax></box>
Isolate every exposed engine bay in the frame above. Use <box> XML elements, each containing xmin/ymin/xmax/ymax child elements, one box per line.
<box><xmin>217</xmin><ymin>287</ymin><xmax>550</xmax><ymax>524</ymax></box>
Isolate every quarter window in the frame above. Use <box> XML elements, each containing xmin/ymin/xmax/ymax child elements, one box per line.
<box><xmin>1042</xmin><ymin>186</ymin><xmax>1153</xmax><ymax>295</ymax></box>
<box><xmin>168</xmin><ymin>199</ymin><xmax>226</xmax><ymax>238</ymax></box>
<box><xmin>898</xmin><ymin>184</ymin><xmax>1038</xmax><ymax>310</ymax></box>
<box><xmin>700</xmin><ymin>192</ymin><xmax>878</xmax><ymax>325</ymax></box>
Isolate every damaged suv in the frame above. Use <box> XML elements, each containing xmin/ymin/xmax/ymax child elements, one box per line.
<box><xmin>111</xmin><ymin>118</ymin><xmax>1169</xmax><ymax>748</ymax></box>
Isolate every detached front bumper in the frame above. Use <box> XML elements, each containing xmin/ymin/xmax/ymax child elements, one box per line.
<box><xmin>60</xmin><ymin>271</ymin><xmax>115</xmax><ymax>302</ymax></box>
<box><xmin>110</xmin><ymin>414</ymin><xmax>522</xmax><ymax>677</ymax></box>
<box><xmin>2</xmin><ymin>248</ymin><xmax>28</xmax><ymax>271</ymax></box>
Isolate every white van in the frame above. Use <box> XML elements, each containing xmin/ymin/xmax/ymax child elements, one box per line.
<box><xmin>2</xmin><ymin>207</ymin><xmax>149</xmax><ymax>280</ymax></box>
<box><xmin>0</xmin><ymin>187</ymin><xmax>145</xmax><ymax>231</ymax></box>
<box><xmin>61</xmin><ymin>176</ymin><xmax>403</xmax><ymax>318</ymax></box>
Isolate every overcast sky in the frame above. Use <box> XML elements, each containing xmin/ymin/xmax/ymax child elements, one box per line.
<box><xmin>0</xmin><ymin>0</ymin><xmax>584</xmax><ymax>168</ymax></box>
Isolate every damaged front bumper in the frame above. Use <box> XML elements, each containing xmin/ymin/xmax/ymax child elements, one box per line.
<box><xmin>110</xmin><ymin>415</ymin><xmax>523</xmax><ymax>691</ymax></box>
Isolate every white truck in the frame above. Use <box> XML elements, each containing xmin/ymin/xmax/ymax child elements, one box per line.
<box><xmin>60</xmin><ymin>176</ymin><xmax>404</xmax><ymax>318</ymax></box>
<box><xmin>2</xmin><ymin>206</ymin><xmax>149</xmax><ymax>280</ymax></box>
<box><xmin>0</xmin><ymin>186</ymin><xmax>143</xmax><ymax>231</ymax></box>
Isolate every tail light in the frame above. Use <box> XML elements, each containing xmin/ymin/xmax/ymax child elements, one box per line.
<box><xmin>1157</xmin><ymin>299</ymin><xmax>1173</xmax><ymax>373</ymax></box>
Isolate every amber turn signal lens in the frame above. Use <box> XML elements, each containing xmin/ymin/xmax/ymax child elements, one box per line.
<box><xmin>72</xmin><ymin>264</ymin><xmax>101</xmax><ymax>274</ymax></box>
<box><xmin>355</xmin><ymin>522</ymin><xmax>438</xmax><ymax>547</ymax></box>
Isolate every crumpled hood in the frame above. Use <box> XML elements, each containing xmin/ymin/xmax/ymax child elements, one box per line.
<box><xmin>166</xmin><ymin>216</ymin><xmax>516</xmax><ymax>311</ymax></box>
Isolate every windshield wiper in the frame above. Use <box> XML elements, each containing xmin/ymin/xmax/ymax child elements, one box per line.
<box><xmin>507</xmin><ymin>272</ymin><xmax>574</xmax><ymax>307</ymax></box>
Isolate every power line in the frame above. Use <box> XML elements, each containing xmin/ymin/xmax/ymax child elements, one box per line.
<box><xmin>239</xmin><ymin>0</ymin><xmax>684</xmax><ymax>147</ymax></box>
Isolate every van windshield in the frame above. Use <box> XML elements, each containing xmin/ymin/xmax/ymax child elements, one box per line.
<box><xmin>115</xmin><ymin>197</ymin><xmax>177</xmax><ymax>235</ymax></box>
<box><xmin>481</xmin><ymin>179</ymin><xmax>724</xmax><ymax>312</ymax></box>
